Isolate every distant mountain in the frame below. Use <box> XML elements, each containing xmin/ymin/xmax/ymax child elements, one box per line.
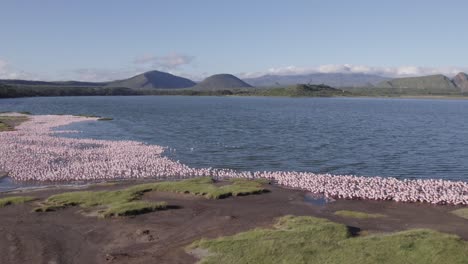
<box><xmin>453</xmin><ymin>72</ymin><xmax>468</xmax><ymax>93</ymax></box>
<box><xmin>244</xmin><ymin>73</ymin><xmax>389</xmax><ymax>87</ymax></box>
<box><xmin>193</xmin><ymin>74</ymin><xmax>252</xmax><ymax>90</ymax></box>
<box><xmin>106</xmin><ymin>70</ymin><xmax>196</xmax><ymax>89</ymax></box>
<box><xmin>376</xmin><ymin>74</ymin><xmax>458</xmax><ymax>90</ymax></box>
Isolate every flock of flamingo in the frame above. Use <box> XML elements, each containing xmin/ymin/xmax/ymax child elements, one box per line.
<box><xmin>1</xmin><ymin>113</ymin><xmax>467</xmax><ymax>205</ymax></box>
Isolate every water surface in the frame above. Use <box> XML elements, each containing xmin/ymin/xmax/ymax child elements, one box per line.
<box><xmin>1</xmin><ymin>96</ymin><xmax>467</xmax><ymax>181</ymax></box>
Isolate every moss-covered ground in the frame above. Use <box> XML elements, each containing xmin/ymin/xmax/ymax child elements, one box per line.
<box><xmin>334</xmin><ymin>210</ymin><xmax>386</xmax><ymax>219</ymax></box>
<box><xmin>0</xmin><ymin>196</ymin><xmax>36</xmax><ymax>207</ymax></box>
<box><xmin>452</xmin><ymin>208</ymin><xmax>468</xmax><ymax>220</ymax></box>
<box><xmin>188</xmin><ymin>215</ymin><xmax>468</xmax><ymax>264</ymax></box>
<box><xmin>0</xmin><ymin>115</ymin><xmax>29</xmax><ymax>131</ymax></box>
<box><xmin>34</xmin><ymin>177</ymin><xmax>268</xmax><ymax>217</ymax></box>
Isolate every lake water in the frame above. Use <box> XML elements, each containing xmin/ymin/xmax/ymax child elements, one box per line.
<box><xmin>1</xmin><ymin>96</ymin><xmax>468</xmax><ymax>181</ymax></box>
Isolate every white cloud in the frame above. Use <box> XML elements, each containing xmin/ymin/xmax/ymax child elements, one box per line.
<box><xmin>2</xmin><ymin>55</ymin><xmax>468</xmax><ymax>82</ymax></box>
<box><xmin>0</xmin><ymin>59</ymin><xmax>36</xmax><ymax>80</ymax></box>
<box><xmin>133</xmin><ymin>52</ymin><xmax>194</xmax><ymax>70</ymax></box>
<box><xmin>240</xmin><ymin>64</ymin><xmax>468</xmax><ymax>79</ymax></box>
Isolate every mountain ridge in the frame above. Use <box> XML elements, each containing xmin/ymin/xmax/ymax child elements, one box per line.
<box><xmin>2</xmin><ymin>70</ymin><xmax>468</xmax><ymax>92</ymax></box>
<box><xmin>243</xmin><ymin>73</ymin><xmax>389</xmax><ymax>87</ymax></box>
<box><xmin>376</xmin><ymin>74</ymin><xmax>459</xmax><ymax>91</ymax></box>
<box><xmin>105</xmin><ymin>70</ymin><xmax>196</xmax><ymax>89</ymax></box>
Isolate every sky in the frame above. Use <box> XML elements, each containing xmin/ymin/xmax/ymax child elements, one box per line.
<box><xmin>1</xmin><ymin>0</ymin><xmax>468</xmax><ymax>81</ymax></box>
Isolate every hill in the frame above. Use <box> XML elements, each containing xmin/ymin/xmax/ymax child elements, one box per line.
<box><xmin>106</xmin><ymin>70</ymin><xmax>196</xmax><ymax>89</ymax></box>
<box><xmin>453</xmin><ymin>72</ymin><xmax>468</xmax><ymax>93</ymax></box>
<box><xmin>376</xmin><ymin>74</ymin><xmax>458</xmax><ymax>91</ymax></box>
<box><xmin>254</xmin><ymin>84</ymin><xmax>347</xmax><ymax>97</ymax></box>
<box><xmin>193</xmin><ymin>74</ymin><xmax>252</xmax><ymax>90</ymax></box>
<box><xmin>244</xmin><ymin>73</ymin><xmax>388</xmax><ymax>87</ymax></box>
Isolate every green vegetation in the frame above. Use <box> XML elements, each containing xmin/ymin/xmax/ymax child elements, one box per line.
<box><xmin>128</xmin><ymin>177</ymin><xmax>268</xmax><ymax>199</ymax></box>
<box><xmin>100</xmin><ymin>201</ymin><xmax>167</xmax><ymax>218</ymax></box>
<box><xmin>334</xmin><ymin>210</ymin><xmax>386</xmax><ymax>219</ymax></box>
<box><xmin>0</xmin><ymin>115</ymin><xmax>29</xmax><ymax>131</ymax></box>
<box><xmin>97</xmin><ymin>117</ymin><xmax>113</xmax><ymax>121</ymax></box>
<box><xmin>343</xmin><ymin>86</ymin><xmax>467</xmax><ymax>97</ymax></box>
<box><xmin>75</xmin><ymin>114</ymin><xmax>100</xmax><ymax>118</ymax></box>
<box><xmin>35</xmin><ymin>177</ymin><xmax>268</xmax><ymax>217</ymax></box>
<box><xmin>376</xmin><ymin>74</ymin><xmax>458</xmax><ymax>90</ymax></box>
<box><xmin>0</xmin><ymin>196</ymin><xmax>36</xmax><ymax>207</ymax></box>
<box><xmin>253</xmin><ymin>84</ymin><xmax>348</xmax><ymax>97</ymax></box>
<box><xmin>0</xmin><ymin>83</ymin><xmax>138</xmax><ymax>98</ymax></box>
<box><xmin>451</xmin><ymin>208</ymin><xmax>468</xmax><ymax>220</ymax></box>
<box><xmin>2</xmin><ymin>81</ymin><xmax>468</xmax><ymax>98</ymax></box>
<box><xmin>188</xmin><ymin>215</ymin><xmax>468</xmax><ymax>264</ymax></box>
<box><xmin>34</xmin><ymin>187</ymin><xmax>166</xmax><ymax>218</ymax></box>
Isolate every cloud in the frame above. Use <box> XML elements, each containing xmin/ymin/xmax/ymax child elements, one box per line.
<box><xmin>240</xmin><ymin>64</ymin><xmax>468</xmax><ymax>79</ymax></box>
<box><xmin>0</xmin><ymin>59</ymin><xmax>36</xmax><ymax>80</ymax></box>
<box><xmin>133</xmin><ymin>53</ymin><xmax>194</xmax><ymax>70</ymax></box>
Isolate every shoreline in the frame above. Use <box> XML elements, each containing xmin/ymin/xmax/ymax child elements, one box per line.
<box><xmin>2</xmin><ymin>93</ymin><xmax>468</xmax><ymax>101</ymax></box>
<box><xmin>1</xmin><ymin>113</ymin><xmax>468</xmax><ymax>205</ymax></box>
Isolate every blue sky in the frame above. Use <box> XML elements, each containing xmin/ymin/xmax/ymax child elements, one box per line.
<box><xmin>1</xmin><ymin>0</ymin><xmax>468</xmax><ymax>81</ymax></box>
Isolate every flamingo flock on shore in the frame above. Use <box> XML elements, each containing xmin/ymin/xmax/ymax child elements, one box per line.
<box><xmin>0</xmin><ymin>114</ymin><xmax>467</xmax><ymax>205</ymax></box>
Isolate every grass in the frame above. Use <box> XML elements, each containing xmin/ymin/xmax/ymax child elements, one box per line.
<box><xmin>34</xmin><ymin>187</ymin><xmax>155</xmax><ymax>217</ymax></box>
<box><xmin>452</xmin><ymin>208</ymin><xmax>468</xmax><ymax>220</ymax></box>
<box><xmin>334</xmin><ymin>210</ymin><xmax>387</xmax><ymax>219</ymax></box>
<box><xmin>188</xmin><ymin>215</ymin><xmax>468</xmax><ymax>264</ymax></box>
<box><xmin>101</xmin><ymin>201</ymin><xmax>167</xmax><ymax>218</ymax></box>
<box><xmin>0</xmin><ymin>196</ymin><xmax>36</xmax><ymax>207</ymax></box>
<box><xmin>75</xmin><ymin>114</ymin><xmax>100</xmax><ymax>118</ymax></box>
<box><xmin>35</xmin><ymin>177</ymin><xmax>268</xmax><ymax>217</ymax></box>
<box><xmin>97</xmin><ymin>117</ymin><xmax>113</xmax><ymax>121</ymax></box>
<box><xmin>0</xmin><ymin>115</ymin><xmax>29</xmax><ymax>131</ymax></box>
<box><xmin>127</xmin><ymin>177</ymin><xmax>268</xmax><ymax>199</ymax></box>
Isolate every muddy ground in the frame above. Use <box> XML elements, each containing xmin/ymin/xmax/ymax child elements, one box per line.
<box><xmin>0</xmin><ymin>182</ymin><xmax>467</xmax><ymax>264</ymax></box>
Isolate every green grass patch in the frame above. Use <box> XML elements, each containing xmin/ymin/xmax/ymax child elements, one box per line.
<box><xmin>75</xmin><ymin>114</ymin><xmax>100</xmax><ymax>118</ymax></box>
<box><xmin>334</xmin><ymin>210</ymin><xmax>386</xmax><ymax>219</ymax></box>
<box><xmin>101</xmin><ymin>201</ymin><xmax>167</xmax><ymax>218</ymax></box>
<box><xmin>0</xmin><ymin>115</ymin><xmax>29</xmax><ymax>131</ymax></box>
<box><xmin>128</xmin><ymin>177</ymin><xmax>268</xmax><ymax>199</ymax></box>
<box><xmin>34</xmin><ymin>187</ymin><xmax>151</xmax><ymax>217</ymax></box>
<box><xmin>452</xmin><ymin>208</ymin><xmax>468</xmax><ymax>220</ymax></box>
<box><xmin>0</xmin><ymin>196</ymin><xmax>36</xmax><ymax>207</ymax></box>
<box><xmin>188</xmin><ymin>215</ymin><xmax>468</xmax><ymax>264</ymax></box>
<box><xmin>36</xmin><ymin>177</ymin><xmax>267</xmax><ymax>217</ymax></box>
<box><xmin>97</xmin><ymin>117</ymin><xmax>113</xmax><ymax>121</ymax></box>
<box><xmin>0</xmin><ymin>122</ymin><xmax>10</xmax><ymax>131</ymax></box>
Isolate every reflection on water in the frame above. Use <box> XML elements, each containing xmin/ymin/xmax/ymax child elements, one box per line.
<box><xmin>303</xmin><ymin>192</ymin><xmax>331</xmax><ymax>206</ymax></box>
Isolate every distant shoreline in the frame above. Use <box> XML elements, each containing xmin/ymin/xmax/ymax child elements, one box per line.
<box><xmin>2</xmin><ymin>93</ymin><xmax>468</xmax><ymax>101</ymax></box>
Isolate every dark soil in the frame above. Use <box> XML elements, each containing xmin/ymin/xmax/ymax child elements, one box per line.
<box><xmin>0</xmin><ymin>182</ymin><xmax>467</xmax><ymax>264</ymax></box>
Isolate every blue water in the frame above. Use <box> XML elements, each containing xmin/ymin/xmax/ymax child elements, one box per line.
<box><xmin>1</xmin><ymin>96</ymin><xmax>468</xmax><ymax>181</ymax></box>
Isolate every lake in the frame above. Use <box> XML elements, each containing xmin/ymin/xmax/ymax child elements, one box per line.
<box><xmin>1</xmin><ymin>96</ymin><xmax>468</xmax><ymax>181</ymax></box>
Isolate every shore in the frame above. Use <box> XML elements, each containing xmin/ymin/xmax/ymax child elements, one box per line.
<box><xmin>0</xmin><ymin>181</ymin><xmax>467</xmax><ymax>264</ymax></box>
<box><xmin>1</xmin><ymin>113</ymin><xmax>467</xmax><ymax>205</ymax></box>
<box><xmin>1</xmin><ymin>113</ymin><xmax>468</xmax><ymax>263</ymax></box>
